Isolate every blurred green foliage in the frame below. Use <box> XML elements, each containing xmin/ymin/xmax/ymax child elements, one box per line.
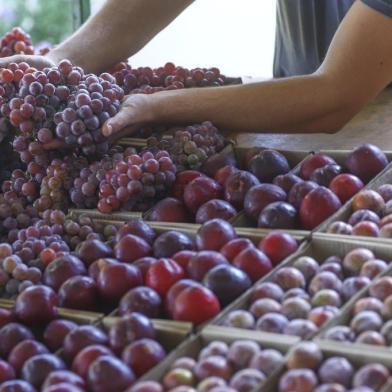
<box><xmin>0</xmin><ymin>0</ymin><xmax>75</xmax><ymax>45</ymax></box>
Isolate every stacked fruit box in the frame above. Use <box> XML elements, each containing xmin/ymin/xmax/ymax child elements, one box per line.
<box><xmin>3</xmin><ymin>25</ymin><xmax>392</xmax><ymax>389</ymax></box>
<box><xmin>57</xmin><ymin>142</ymin><xmax>392</xmax><ymax>391</ymax></box>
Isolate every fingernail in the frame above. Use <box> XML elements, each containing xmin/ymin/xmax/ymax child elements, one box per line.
<box><xmin>105</xmin><ymin>124</ymin><xmax>112</xmax><ymax>136</ymax></box>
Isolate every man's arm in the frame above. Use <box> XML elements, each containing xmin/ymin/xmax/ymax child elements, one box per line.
<box><xmin>105</xmin><ymin>1</ymin><xmax>392</xmax><ymax>136</ymax></box>
<box><xmin>1</xmin><ymin>0</ymin><xmax>193</xmax><ymax>73</ymax></box>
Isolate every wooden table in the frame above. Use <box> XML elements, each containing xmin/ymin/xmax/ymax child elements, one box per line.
<box><xmin>234</xmin><ymin>87</ymin><xmax>392</xmax><ymax>151</ymax></box>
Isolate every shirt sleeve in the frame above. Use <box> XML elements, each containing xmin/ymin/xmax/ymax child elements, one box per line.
<box><xmin>361</xmin><ymin>0</ymin><xmax>392</xmax><ymax>16</ymax></box>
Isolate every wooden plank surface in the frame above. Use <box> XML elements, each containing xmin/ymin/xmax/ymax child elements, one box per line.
<box><xmin>233</xmin><ymin>87</ymin><xmax>392</xmax><ymax>151</ymax></box>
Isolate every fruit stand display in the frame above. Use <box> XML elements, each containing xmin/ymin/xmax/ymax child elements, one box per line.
<box><xmin>2</xmin><ymin>26</ymin><xmax>392</xmax><ymax>391</ymax></box>
<box><xmin>210</xmin><ymin>236</ymin><xmax>392</xmax><ymax>342</ymax></box>
<box><xmin>314</xmin><ymin>268</ymin><xmax>392</xmax><ymax>352</ymax></box>
<box><xmin>133</xmin><ymin>325</ymin><xmax>292</xmax><ymax>390</ymax></box>
<box><xmin>260</xmin><ymin>340</ymin><xmax>392</xmax><ymax>392</ymax></box>
<box><xmin>323</xmin><ymin>165</ymin><xmax>392</xmax><ymax>241</ymax></box>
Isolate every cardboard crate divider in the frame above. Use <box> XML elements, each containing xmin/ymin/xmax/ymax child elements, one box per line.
<box><xmin>260</xmin><ymin>340</ymin><xmax>392</xmax><ymax>392</ymax></box>
<box><xmin>139</xmin><ymin>324</ymin><xmax>293</xmax><ymax>385</ymax></box>
<box><xmin>68</xmin><ymin>208</ymin><xmax>143</xmax><ymax>221</ymax></box>
<box><xmin>68</xmin><ymin>209</ymin><xmax>310</xmax><ymax>245</ymax></box>
<box><xmin>209</xmin><ymin>235</ymin><xmax>392</xmax><ymax>339</ymax></box>
<box><xmin>64</xmin><ymin>215</ymin><xmax>309</xmax><ymax>247</ymax></box>
<box><xmin>0</xmin><ymin>299</ymin><xmax>104</xmax><ymax>324</ymax></box>
<box><xmin>101</xmin><ymin>317</ymin><xmax>192</xmax><ymax>352</ymax></box>
<box><xmin>314</xmin><ymin>261</ymin><xmax>392</xmax><ymax>355</ymax></box>
<box><xmin>117</xmin><ymin>137</ymin><xmax>148</xmax><ymax>147</ymax></box>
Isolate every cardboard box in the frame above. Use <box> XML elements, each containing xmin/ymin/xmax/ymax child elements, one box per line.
<box><xmin>261</xmin><ymin>340</ymin><xmax>392</xmax><ymax>392</ymax></box>
<box><xmin>209</xmin><ymin>236</ymin><xmax>392</xmax><ymax>342</ymax></box>
<box><xmin>67</xmin><ymin>208</ymin><xmax>143</xmax><ymax>222</ymax></box>
<box><xmin>137</xmin><ymin>324</ymin><xmax>293</xmax><ymax>386</ymax></box>
<box><xmin>0</xmin><ymin>299</ymin><xmax>104</xmax><ymax>325</ymax></box>
<box><xmin>315</xmin><ymin>161</ymin><xmax>392</xmax><ymax>237</ymax></box>
<box><xmin>314</xmin><ymin>263</ymin><xmax>392</xmax><ymax>355</ymax></box>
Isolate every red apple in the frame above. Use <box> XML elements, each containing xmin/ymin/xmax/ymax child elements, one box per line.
<box><xmin>172</xmin><ymin>171</ymin><xmax>205</xmax><ymax>200</ymax></box>
<box><xmin>300</xmin><ymin>154</ymin><xmax>336</xmax><ymax>180</ymax></box>
<box><xmin>183</xmin><ymin>177</ymin><xmax>222</xmax><ymax>214</ymax></box>
<box><xmin>259</xmin><ymin>232</ymin><xmax>298</xmax><ymax>265</ymax></box>
<box><xmin>233</xmin><ymin>247</ymin><xmax>272</xmax><ymax>282</ymax></box>
<box><xmin>114</xmin><ymin>234</ymin><xmax>152</xmax><ymax>263</ymax></box>
<box><xmin>244</xmin><ymin>184</ymin><xmax>287</xmax><ymax>220</ymax></box>
<box><xmin>146</xmin><ymin>258</ymin><xmax>184</xmax><ymax>297</ymax></box>
<box><xmin>98</xmin><ymin>263</ymin><xmax>142</xmax><ymax>301</ymax></box>
<box><xmin>173</xmin><ymin>286</ymin><xmax>220</xmax><ymax>325</ymax></box>
<box><xmin>299</xmin><ymin>187</ymin><xmax>342</xmax><ymax>229</ymax></box>
<box><xmin>196</xmin><ymin>219</ymin><xmax>237</xmax><ymax>251</ymax></box>
<box><xmin>329</xmin><ymin>174</ymin><xmax>364</xmax><ymax>203</ymax></box>
<box><xmin>345</xmin><ymin>144</ymin><xmax>388</xmax><ymax>183</ymax></box>
<box><xmin>224</xmin><ymin>171</ymin><xmax>260</xmax><ymax>209</ymax></box>
<box><xmin>149</xmin><ymin>198</ymin><xmax>190</xmax><ymax>223</ymax></box>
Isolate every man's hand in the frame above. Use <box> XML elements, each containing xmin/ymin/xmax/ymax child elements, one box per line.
<box><xmin>102</xmin><ymin>94</ymin><xmax>156</xmax><ymax>139</ymax></box>
<box><xmin>0</xmin><ymin>54</ymin><xmax>56</xmax><ymax>70</ymax></box>
<box><xmin>43</xmin><ymin>94</ymin><xmax>156</xmax><ymax>151</ymax></box>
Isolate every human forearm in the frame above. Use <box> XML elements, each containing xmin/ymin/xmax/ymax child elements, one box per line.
<box><xmin>105</xmin><ymin>1</ymin><xmax>392</xmax><ymax>139</ymax></box>
<box><xmin>148</xmin><ymin>73</ymin><xmax>354</xmax><ymax>133</ymax></box>
<box><xmin>47</xmin><ymin>0</ymin><xmax>193</xmax><ymax>73</ymax></box>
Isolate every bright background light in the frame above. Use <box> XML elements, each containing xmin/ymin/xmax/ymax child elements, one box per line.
<box><xmin>92</xmin><ymin>0</ymin><xmax>277</xmax><ymax>78</ymax></box>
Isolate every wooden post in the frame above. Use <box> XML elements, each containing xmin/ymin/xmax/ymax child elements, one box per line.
<box><xmin>73</xmin><ymin>0</ymin><xmax>91</xmax><ymax>29</ymax></box>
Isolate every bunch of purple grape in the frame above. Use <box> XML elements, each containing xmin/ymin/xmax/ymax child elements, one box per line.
<box><xmin>146</xmin><ymin>121</ymin><xmax>227</xmax><ymax>171</ymax></box>
<box><xmin>0</xmin><ymin>210</ymin><xmax>68</xmax><ymax>298</ymax></box>
<box><xmin>34</xmin><ymin>155</ymin><xmax>89</xmax><ymax>213</ymax></box>
<box><xmin>0</xmin><ymin>210</ymin><xmax>120</xmax><ymax>298</ymax></box>
<box><xmin>0</xmin><ymin>192</ymin><xmax>39</xmax><ymax>242</ymax></box>
<box><xmin>111</xmin><ymin>61</ymin><xmax>226</xmax><ymax>95</ymax></box>
<box><xmin>97</xmin><ymin>150</ymin><xmax>177</xmax><ymax>213</ymax></box>
<box><xmin>0</xmin><ymin>27</ymin><xmax>34</xmax><ymax>57</ymax></box>
<box><xmin>54</xmin><ymin>71</ymin><xmax>124</xmax><ymax>156</ymax></box>
<box><xmin>1</xmin><ymin>169</ymin><xmax>38</xmax><ymax>204</ymax></box>
<box><xmin>1</xmin><ymin>59</ymin><xmax>125</xmax><ymax>161</ymax></box>
<box><xmin>69</xmin><ymin>145</ymin><xmax>137</xmax><ymax>209</ymax></box>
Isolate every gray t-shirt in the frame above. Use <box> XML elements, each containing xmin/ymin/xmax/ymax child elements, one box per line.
<box><xmin>274</xmin><ymin>0</ymin><xmax>392</xmax><ymax>78</ymax></box>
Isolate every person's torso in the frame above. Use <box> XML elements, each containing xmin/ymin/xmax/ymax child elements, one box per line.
<box><xmin>274</xmin><ymin>0</ymin><xmax>355</xmax><ymax>77</ymax></box>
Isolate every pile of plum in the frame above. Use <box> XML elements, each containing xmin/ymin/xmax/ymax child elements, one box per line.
<box><xmin>222</xmin><ymin>247</ymin><xmax>389</xmax><ymax>338</ymax></box>
<box><xmin>132</xmin><ymin>339</ymin><xmax>285</xmax><ymax>392</ymax></box>
<box><xmin>324</xmin><ymin>274</ymin><xmax>392</xmax><ymax>347</ymax></box>
<box><xmin>149</xmin><ymin>143</ymin><xmax>388</xmax><ymax>230</ymax></box>
<box><xmin>328</xmin><ymin>184</ymin><xmax>392</xmax><ymax>238</ymax></box>
<box><xmin>129</xmin><ymin>340</ymin><xmax>391</xmax><ymax>392</ymax></box>
<box><xmin>0</xmin><ymin>309</ymin><xmax>169</xmax><ymax>391</ymax></box>
<box><xmin>277</xmin><ymin>342</ymin><xmax>390</xmax><ymax>392</ymax></box>
<box><xmin>0</xmin><ymin>215</ymin><xmax>298</xmax><ymax>324</ymax></box>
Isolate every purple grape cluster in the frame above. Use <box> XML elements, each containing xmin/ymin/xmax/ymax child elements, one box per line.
<box><xmin>146</xmin><ymin>121</ymin><xmax>226</xmax><ymax>171</ymax></box>
<box><xmin>0</xmin><ymin>27</ymin><xmax>34</xmax><ymax>57</ymax></box>
<box><xmin>111</xmin><ymin>61</ymin><xmax>227</xmax><ymax>94</ymax></box>
<box><xmin>34</xmin><ymin>155</ymin><xmax>89</xmax><ymax>213</ymax></box>
<box><xmin>69</xmin><ymin>145</ymin><xmax>137</xmax><ymax>209</ymax></box>
<box><xmin>0</xmin><ymin>211</ymin><xmax>120</xmax><ymax>298</ymax></box>
<box><xmin>54</xmin><ymin>71</ymin><xmax>124</xmax><ymax>156</ymax></box>
<box><xmin>0</xmin><ymin>192</ymin><xmax>39</xmax><ymax>242</ymax></box>
<box><xmin>1</xmin><ymin>59</ymin><xmax>125</xmax><ymax>162</ymax></box>
<box><xmin>97</xmin><ymin>150</ymin><xmax>177</xmax><ymax>213</ymax></box>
